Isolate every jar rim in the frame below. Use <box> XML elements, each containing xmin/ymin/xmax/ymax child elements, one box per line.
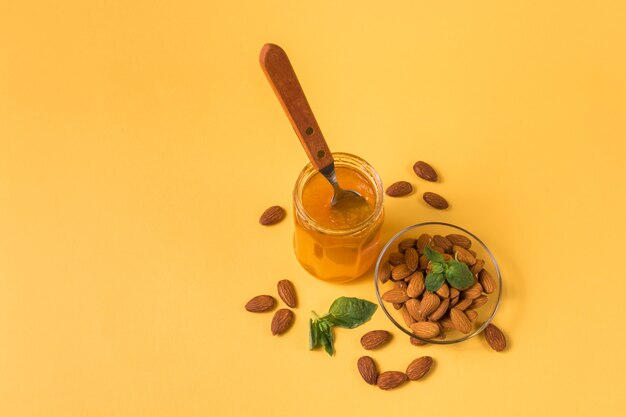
<box><xmin>293</xmin><ymin>152</ymin><xmax>384</xmax><ymax>236</ymax></box>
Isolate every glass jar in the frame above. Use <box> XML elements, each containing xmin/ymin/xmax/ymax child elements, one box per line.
<box><xmin>293</xmin><ymin>152</ymin><xmax>384</xmax><ymax>283</ymax></box>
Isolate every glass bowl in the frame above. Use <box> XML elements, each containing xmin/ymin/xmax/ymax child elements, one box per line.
<box><xmin>374</xmin><ymin>222</ymin><xmax>502</xmax><ymax>344</ymax></box>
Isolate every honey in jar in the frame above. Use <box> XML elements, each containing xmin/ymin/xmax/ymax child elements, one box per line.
<box><xmin>293</xmin><ymin>153</ymin><xmax>384</xmax><ymax>282</ymax></box>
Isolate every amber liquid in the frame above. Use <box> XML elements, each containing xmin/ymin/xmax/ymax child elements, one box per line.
<box><xmin>294</xmin><ymin>167</ymin><xmax>383</xmax><ymax>282</ymax></box>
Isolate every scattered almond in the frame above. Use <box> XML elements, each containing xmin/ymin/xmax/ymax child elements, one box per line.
<box><xmin>484</xmin><ymin>323</ymin><xmax>507</xmax><ymax>352</ymax></box>
<box><xmin>259</xmin><ymin>205</ymin><xmax>286</xmax><ymax>225</ymax></box>
<box><xmin>406</xmin><ymin>356</ymin><xmax>433</xmax><ymax>381</ymax></box>
<box><xmin>377</xmin><ymin>371</ymin><xmax>408</xmax><ymax>390</ymax></box>
<box><xmin>245</xmin><ymin>295</ymin><xmax>276</xmax><ymax>312</ymax></box>
<box><xmin>357</xmin><ymin>356</ymin><xmax>379</xmax><ymax>385</ymax></box>
<box><xmin>361</xmin><ymin>330</ymin><xmax>392</xmax><ymax>350</ymax></box>
<box><xmin>277</xmin><ymin>279</ymin><xmax>297</xmax><ymax>308</ymax></box>
<box><xmin>271</xmin><ymin>308</ymin><xmax>294</xmax><ymax>335</ymax></box>
<box><xmin>386</xmin><ymin>181</ymin><xmax>413</xmax><ymax>197</ymax></box>
<box><xmin>423</xmin><ymin>192</ymin><xmax>449</xmax><ymax>209</ymax></box>
<box><xmin>412</xmin><ymin>161</ymin><xmax>438</xmax><ymax>182</ymax></box>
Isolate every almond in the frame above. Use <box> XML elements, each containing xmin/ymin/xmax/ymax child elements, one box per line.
<box><xmin>378</xmin><ymin>261</ymin><xmax>392</xmax><ymax>284</ymax></box>
<box><xmin>428</xmin><ymin>298</ymin><xmax>450</xmax><ymax>321</ymax></box>
<box><xmin>453</xmin><ymin>297</ymin><xmax>473</xmax><ymax>311</ymax></box>
<box><xmin>439</xmin><ymin>315</ymin><xmax>454</xmax><ymax>329</ymax></box>
<box><xmin>389</xmin><ymin>251</ymin><xmax>405</xmax><ymax>266</ymax></box>
<box><xmin>398</xmin><ymin>238</ymin><xmax>417</xmax><ymax>253</ymax></box>
<box><xmin>413</xmin><ymin>161</ymin><xmax>438</xmax><ymax>182</ymax></box>
<box><xmin>449</xmin><ymin>295</ymin><xmax>459</xmax><ymax>307</ymax></box>
<box><xmin>377</xmin><ymin>371</ymin><xmax>408</xmax><ymax>390</ymax></box>
<box><xmin>259</xmin><ymin>205</ymin><xmax>286</xmax><ymax>225</ymax></box>
<box><xmin>418</xmin><ymin>292</ymin><xmax>441</xmax><ymax>319</ymax></box>
<box><xmin>484</xmin><ymin>323</ymin><xmax>507</xmax><ymax>352</ymax></box>
<box><xmin>357</xmin><ymin>356</ymin><xmax>379</xmax><ymax>385</ymax></box>
<box><xmin>360</xmin><ymin>330</ymin><xmax>391</xmax><ymax>350</ymax></box>
<box><xmin>465</xmin><ymin>309</ymin><xmax>478</xmax><ymax>321</ymax></box>
<box><xmin>244</xmin><ymin>295</ymin><xmax>276</xmax><ymax>312</ymax></box>
<box><xmin>277</xmin><ymin>279</ymin><xmax>297</xmax><ymax>308</ymax></box>
<box><xmin>453</xmin><ymin>245</ymin><xmax>477</xmax><ymax>266</ymax></box>
<box><xmin>462</xmin><ymin>282</ymin><xmax>483</xmax><ymax>299</ymax></box>
<box><xmin>446</xmin><ymin>234</ymin><xmax>471</xmax><ymax>249</ymax></box>
<box><xmin>435</xmin><ymin>282</ymin><xmax>450</xmax><ymax>298</ymax></box>
<box><xmin>382</xmin><ymin>288</ymin><xmax>410</xmax><ymax>304</ymax></box>
<box><xmin>271</xmin><ymin>308</ymin><xmax>294</xmax><ymax>335</ymax></box>
<box><xmin>405</xmin><ymin>298</ymin><xmax>421</xmax><ymax>321</ymax></box>
<box><xmin>401</xmin><ymin>306</ymin><xmax>417</xmax><ymax>326</ymax></box>
<box><xmin>404</xmin><ymin>248</ymin><xmax>419</xmax><ymax>272</ymax></box>
<box><xmin>417</xmin><ymin>233</ymin><xmax>433</xmax><ymax>254</ymax></box>
<box><xmin>406</xmin><ymin>356</ymin><xmax>433</xmax><ymax>381</ymax></box>
<box><xmin>449</xmin><ymin>287</ymin><xmax>460</xmax><ymax>299</ymax></box>
<box><xmin>470</xmin><ymin>295</ymin><xmax>489</xmax><ymax>309</ymax></box>
<box><xmin>423</xmin><ymin>192</ymin><xmax>449</xmax><ymax>209</ymax></box>
<box><xmin>450</xmin><ymin>308</ymin><xmax>472</xmax><ymax>334</ymax></box>
<box><xmin>479</xmin><ymin>269</ymin><xmax>497</xmax><ymax>294</ymax></box>
<box><xmin>470</xmin><ymin>259</ymin><xmax>485</xmax><ymax>276</ymax></box>
<box><xmin>419</xmin><ymin>254</ymin><xmax>429</xmax><ymax>270</ymax></box>
<box><xmin>431</xmin><ymin>246</ymin><xmax>445</xmax><ymax>254</ymax></box>
<box><xmin>410</xmin><ymin>321</ymin><xmax>440</xmax><ymax>339</ymax></box>
<box><xmin>406</xmin><ymin>271</ymin><xmax>425</xmax><ymax>298</ymax></box>
<box><xmin>410</xmin><ymin>336</ymin><xmax>428</xmax><ymax>346</ymax></box>
<box><xmin>443</xmin><ymin>253</ymin><xmax>453</xmax><ymax>261</ymax></box>
<box><xmin>395</xmin><ymin>280</ymin><xmax>408</xmax><ymax>289</ymax></box>
<box><xmin>386</xmin><ymin>181</ymin><xmax>413</xmax><ymax>197</ymax></box>
<box><xmin>393</xmin><ymin>303</ymin><xmax>403</xmax><ymax>310</ymax></box>
<box><xmin>433</xmin><ymin>235</ymin><xmax>453</xmax><ymax>253</ymax></box>
<box><xmin>391</xmin><ymin>264</ymin><xmax>412</xmax><ymax>281</ymax></box>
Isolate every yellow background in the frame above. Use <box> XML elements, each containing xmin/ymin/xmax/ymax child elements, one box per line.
<box><xmin>1</xmin><ymin>1</ymin><xmax>625</xmax><ymax>416</ymax></box>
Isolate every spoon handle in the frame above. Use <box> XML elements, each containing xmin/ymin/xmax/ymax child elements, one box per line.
<box><xmin>260</xmin><ymin>43</ymin><xmax>334</xmax><ymax>171</ymax></box>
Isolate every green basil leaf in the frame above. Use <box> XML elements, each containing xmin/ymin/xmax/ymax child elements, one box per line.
<box><xmin>318</xmin><ymin>320</ymin><xmax>335</xmax><ymax>356</ymax></box>
<box><xmin>445</xmin><ymin>260</ymin><xmax>474</xmax><ymax>290</ymax></box>
<box><xmin>424</xmin><ymin>245</ymin><xmax>445</xmax><ymax>263</ymax></box>
<box><xmin>309</xmin><ymin>319</ymin><xmax>320</xmax><ymax>350</ymax></box>
<box><xmin>430</xmin><ymin>262</ymin><xmax>444</xmax><ymax>274</ymax></box>
<box><xmin>425</xmin><ymin>271</ymin><xmax>445</xmax><ymax>292</ymax></box>
<box><xmin>327</xmin><ymin>297</ymin><xmax>377</xmax><ymax>329</ymax></box>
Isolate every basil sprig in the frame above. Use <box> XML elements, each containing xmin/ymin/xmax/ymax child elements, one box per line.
<box><xmin>309</xmin><ymin>297</ymin><xmax>377</xmax><ymax>356</ymax></box>
<box><xmin>424</xmin><ymin>246</ymin><xmax>474</xmax><ymax>292</ymax></box>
